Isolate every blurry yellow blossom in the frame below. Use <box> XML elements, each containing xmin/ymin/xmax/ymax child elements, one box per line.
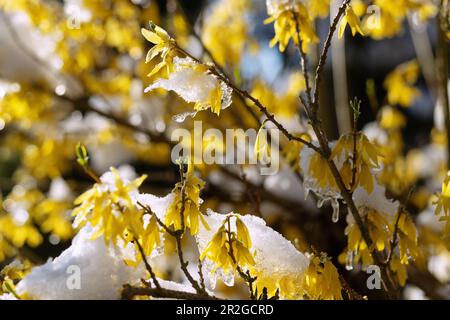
<box><xmin>0</xmin><ymin>235</ymin><xmax>16</xmax><ymax>263</ymax></box>
<box><xmin>0</xmin><ymin>88</ymin><xmax>52</xmax><ymax>129</ymax></box>
<box><xmin>202</xmin><ymin>0</ymin><xmax>251</xmax><ymax>66</ymax></box>
<box><xmin>364</xmin><ymin>0</ymin><xmax>437</xmax><ymax>39</ymax></box>
<box><xmin>384</xmin><ymin>60</ymin><xmax>421</xmax><ymax>107</ymax></box>
<box><xmin>171</xmin><ymin>12</ymin><xmax>190</xmax><ymax>47</ymax></box>
<box><xmin>433</xmin><ymin>172</ymin><xmax>450</xmax><ymax>236</ymax></box>
<box><xmin>379</xmin><ymin>106</ymin><xmax>406</xmax><ymax>130</ymax></box>
<box><xmin>284</xmin><ymin>133</ymin><xmax>311</xmax><ymax>171</ymax></box>
<box><xmin>379</xmin><ymin>155</ymin><xmax>418</xmax><ymax>194</ymax></box>
<box><xmin>34</xmin><ymin>200</ymin><xmax>73</xmax><ymax>241</ymax></box>
<box><xmin>350</xmin><ymin>0</ymin><xmax>367</xmax><ymax>17</ymax></box>
<box><xmin>23</xmin><ymin>139</ymin><xmax>74</xmax><ymax>180</ymax></box>
<box><xmin>0</xmin><ymin>215</ymin><xmax>42</xmax><ymax>249</ymax></box>
<box><xmin>251</xmin><ymin>73</ymin><xmax>306</xmax><ymax>117</ymax></box>
<box><xmin>390</xmin><ymin>255</ymin><xmax>408</xmax><ymax>286</ymax></box>
<box><xmin>306</xmin><ymin>0</ymin><xmax>331</xmax><ymax>19</ymax></box>
<box><xmin>265</xmin><ymin>1</ymin><xmax>319</xmax><ymax>52</ymax></box>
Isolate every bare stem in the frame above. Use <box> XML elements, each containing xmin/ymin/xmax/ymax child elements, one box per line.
<box><xmin>134</xmin><ymin>236</ymin><xmax>162</xmax><ymax>291</ymax></box>
<box><xmin>121</xmin><ymin>284</ymin><xmax>218</xmax><ymax>300</ymax></box>
<box><xmin>225</xmin><ymin>217</ymin><xmax>257</xmax><ymax>300</ymax></box>
<box><xmin>312</xmin><ymin>0</ymin><xmax>351</xmax><ymax>113</ymax></box>
<box><xmin>175</xmin><ymin>45</ymin><xmax>322</xmax><ymax>154</ymax></box>
<box><xmin>294</xmin><ymin>0</ymin><xmax>397</xmax><ymax>298</ymax></box>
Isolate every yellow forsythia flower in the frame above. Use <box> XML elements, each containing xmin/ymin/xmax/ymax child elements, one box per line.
<box><xmin>379</xmin><ymin>106</ymin><xmax>406</xmax><ymax>130</ymax></box>
<box><xmin>384</xmin><ymin>60</ymin><xmax>421</xmax><ymax>108</ymax></box>
<box><xmin>302</xmin><ymin>253</ymin><xmax>343</xmax><ymax>300</ymax></box>
<box><xmin>344</xmin><ymin>210</ymin><xmax>391</xmax><ymax>267</ymax></box>
<box><xmin>141</xmin><ymin>23</ymin><xmax>176</xmax><ymax>78</ymax></box>
<box><xmin>265</xmin><ymin>1</ymin><xmax>319</xmax><ymax>52</ymax></box>
<box><xmin>72</xmin><ymin>167</ymin><xmax>147</xmax><ymax>245</ymax></box>
<box><xmin>201</xmin><ymin>0</ymin><xmax>250</xmax><ymax>66</ymax></box>
<box><xmin>165</xmin><ymin>163</ymin><xmax>209</xmax><ymax>235</ymax></box>
<box><xmin>339</xmin><ymin>6</ymin><xmax>365</xmax><ymax>38</ymax></box>
<box><xmin>433</xmin><ymin>172</ymin><xmax>450</xmax><ymax>236</ymax></box>
<box><xmin>200</xmin><ymin>215</ymin><xmax>255</xmax><ymax>273</ymax></box>
<box><xmin>331</xmin><ymin>133</ymin><xmax>382</xmax><ymax>193</ymax></box>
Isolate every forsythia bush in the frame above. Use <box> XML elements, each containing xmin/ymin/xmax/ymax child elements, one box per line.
<box><xmin>0</xmin><ymin>0</ymin><xmax>449</xmax><ymax>300</ymax></box>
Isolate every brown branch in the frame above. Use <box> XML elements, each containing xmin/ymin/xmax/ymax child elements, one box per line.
<box><xmin>407</xmin><ymin>265</ymin><xmax>447</xmax><ymax>300</ymax></box>
<box><xmin>138</xmin><ymin>168</ymin><xmax>205</xmax><ymax>295</ymax></box>
<box><xmin>58</xmin><ymin>95</ymin><xmax>169</xmax><ymax>144</ymax></box>
<box><xmin>384</xmin><ymin>186</ymin><xmax>415</xmax><ymax>266</ymax></box>
<box><xmin>310</xmin><ymin>126</ymin><xmax>397</xmax><ymax>298</ymax></box>
<box><xmin>134</xmin><ymin>236</ymin><xmax>162</xmax><ymax>291</ymax></box>
<box><xmin>312</xmin><ymin>0</ymin><xmax>351</xmax><ymax>113</ymax></box>
<box><xmin>350</xmin><ymin>131</ymin><xmax>358</xmax><ymax>190</ymax></box>
<box><xmin>290</xmin><ymin>0</ymin><xmax>398</xmax><ymax>298</ymax></box>
<box><xmin>198</xmin><ymin>258</ymin><xmax>206</xmax><ymax>291</ymax></box>
<box><xmin>339</xmin><ymin>275</ymin><xmax>365</xmax><ymax>300</ymax></box>
<box><xmin>121</xmin><ymin>284</ymin><xmax>219</xmax><ymax>300</ymax></box>
<box><xmin>174</xmin><ymin>3</ymin><xmax>264</xmax><ymax>129</ymax></box>
<box><xmin>292</xmin><ymin>11</ymin><xmax>314</xmax><ymax>106</ymax></box>
<box><xmin>175</xmin><ymin>45</ymin><xmax>322</xmax><ymax>155</ymax></box>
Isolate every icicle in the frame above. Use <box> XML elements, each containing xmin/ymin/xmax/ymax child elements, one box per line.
<box><xmin>317</xmin><ymin>198</ymin><xmax>325</xmax><ymax>208</ymax></box>
<box><xmin>304</xmin><ymin>187</ymin><xmax>310</xmax><ymax>201</ymax></box>
<box><xmin>222</xmin><ymin>270</ymin><xmax>235</xmax><ymax>287</ymax></box>
<box><xmin>172</xmin><ymin>111</ymin><xmax>197</xmax><ymax>123</ymax></box>
<box><xmin>345</xmin><ymin>250</ymin><xmax>354</xmax><ymax>271</ymax></box>
<box><xmin>331</xmin><ymin>198</ymin><xmax>340</xmax><ymax>223</ymax></box>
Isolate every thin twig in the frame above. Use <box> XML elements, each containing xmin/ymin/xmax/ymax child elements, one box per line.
<box><xmin>312</xmin><ymin>0</ymin><xmax>351</xmax><ymax>113</ymax></box>
<box><xmin>292</xmin><ymin>11</ymin><xmax>314</xmax><ymax>106</ymax></box>
<box><xmin>384</xmin><ymin>186</ymin><xmax>415</xmax><ymax>265</ymax></box>
<box><xmin>121</xmin><ymin>284</ymin><xmax>218</xmax><ymax>300</ymax></box>
<box><xmin>224</xmin><ymin>217</ymin><xmax>257</xmax><ymax>300</ymax></box>
<box><xmin>338</xmin><ymin>275</ymin><xmax>364</xmax><ymax>300</ymax></box>
<box><xmin>294</xmin><ymin>0</ymin><xmax>397</xmax><ymax>298</ymax></box>
<box><xmin>174</xmin><ymin>47</ymin><xmax>322</xmax><ymax>155</ymax></box>
<box><xmin>134</xmin><ymin>236</ymin><xmax>162</xmax><ymax>291</ymax></box>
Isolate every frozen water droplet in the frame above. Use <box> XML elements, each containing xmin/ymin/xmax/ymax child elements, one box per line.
<box><xmin>220</xmin><ymin>81</ymin><xmax>233</xmax><ymax>109</ymax></box>
<box><xmin>55</xmin><ymin>84</ymin><xmax>66</xmax><ymax>96</ymax></box>
<box><xmin>345</xmin><ymin>251</ymin><xmax>354</xmax><ymax>271</ymax></box>
<box><xmin>304</xmin><ymin>188</ymin><xmax>310</xmax><ymax>201</ymax></box>
<box><xmin>317</xmin><ymin>198</ymin><xmax>325</xmax><ymax>208</ymax></box>
<box><xmin>172</xmin><ymin>112</ymin><xmax>190</xmax><ymax>123</ymax></box>
<box><xmin>222</xmin><ymin>269</ymin><xmax>235</xmax><ymax>287</ymax></box>
<box><xmin>331</xmin><ymin>199</ymin><xmax>339</xmax><ymax>223</ymax></box>
<box><xmin>155</xmin><ymin>245</ymin><xmax>164</xmax><ymax>256</ymax></box>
